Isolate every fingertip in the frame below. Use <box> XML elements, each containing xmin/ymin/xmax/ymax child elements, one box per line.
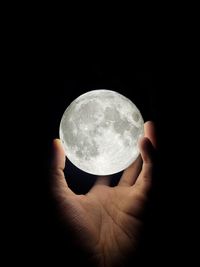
<box><xmin>53</xmin><ymin>139</ymin><xmax>65</xmax><ymax>152</ymax></box>
<box><xmin>53</xmin><ymin>138</ymin><xmax>61</xmax><ymax>147</ymax></box>
<box><xmin>144</xmin><ymin>121</ymin><xmax>157</xmax><ymax>149</ymax></box>
<box><xmin>51</xmin><ymin>138</ymin><xmax>66</xmax><ymax>168</ymax></box>
<box><xmin>144</xmin><ymin>120</ymin><xmax>155</xmax><ymax>128</ymax></box>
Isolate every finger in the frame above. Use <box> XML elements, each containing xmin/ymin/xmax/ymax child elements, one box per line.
<box><xmin>118</xmin><ymin>156</ymin><xmax>142</xmax><ymax>186</ymax></box>
<box><xmin>50</xmin><ymin>139</ymin><xmax>75</xmax><ymax>197</ymax></box>
<box><xmin>51</xmin><ymin>139</ymin><xmax>65</xmax><ymax>171</ymax></box>
<box><xmin>93</xmin><ymin>175</ymin><xmax>111</xmax><ymax>186</ymax></box>
<box><xmin>134</xmin><ymin>137</ymin><xmax>154</xmax><ymax>194</ymax></box>
<box><xmin>118</xmin><ymin>121</ymin><xmax>156</xmax><ymax>187</ymax></box>
<box><xmin>144</xmin><ymin>121</ymin><xmax>157</xmax><ymax>149</ymax></box>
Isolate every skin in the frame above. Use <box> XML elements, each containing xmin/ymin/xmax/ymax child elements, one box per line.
<box><xmin>49</xmin><ymin>121</ymin><xmax>156</xmax><ymax>267</ymax></box>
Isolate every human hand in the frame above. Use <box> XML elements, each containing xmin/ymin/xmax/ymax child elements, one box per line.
<box><xmin>50</xmin><ymin>121</ymin><xmax>156</xmax><ymax>267</ymax></box>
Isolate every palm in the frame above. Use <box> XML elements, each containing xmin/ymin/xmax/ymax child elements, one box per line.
<box><xmin>50</xmin><ymin>122</ymin><xmax>156</xmax><ymax>267</ymax></box>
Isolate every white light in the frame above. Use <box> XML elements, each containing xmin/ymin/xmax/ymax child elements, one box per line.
<box><xmin>59</xmin><ymin>90</ymin><xmax>144</xmax><ymax>175</ymax></box>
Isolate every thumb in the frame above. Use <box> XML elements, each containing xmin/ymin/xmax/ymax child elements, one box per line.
<box><xmin>51</xmin><ymin>139</ymin><xmax>66</xmax><ymax>172</ymax></box>
<box><xmin>50</xmin><ymin>139</ymin><xmax>74</xmax><ymax>197</ymax></box>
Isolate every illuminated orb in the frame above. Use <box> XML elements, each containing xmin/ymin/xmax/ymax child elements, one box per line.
<box><xmin>59</xmin><ymin>90</ymin><xmax>144</xmax><ymax>175</ymax></box>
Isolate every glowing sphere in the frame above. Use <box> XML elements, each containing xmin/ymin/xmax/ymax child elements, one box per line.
<box><xmin>59</xmin><ymin>90</ymin><xmax>144</xmax><ymax>175</ymax></box>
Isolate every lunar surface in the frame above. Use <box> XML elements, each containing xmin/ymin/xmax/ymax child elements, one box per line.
<box><xmin>59</xmin><ymin>90</ymin><xmax>144</xmax><ymax>175</ymax></box>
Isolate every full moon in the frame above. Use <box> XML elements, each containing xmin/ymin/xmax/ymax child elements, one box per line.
<box><xmin>59</xmin><ymin>90</ymin><xmax>144</xmax><ymax>175</ymax></box>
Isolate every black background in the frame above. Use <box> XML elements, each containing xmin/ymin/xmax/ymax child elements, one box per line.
<box><xmin>10</xmin><ymin>70</ymin><xmax>194</xmax><ymax>266</ymax></box>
